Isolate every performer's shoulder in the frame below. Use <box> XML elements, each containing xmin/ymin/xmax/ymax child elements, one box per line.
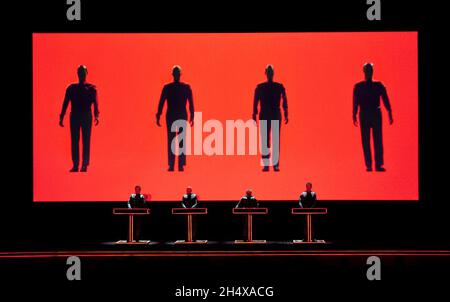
<box><xmin>274</xmin><ymin>81</ymin><xmax>284</xmax><ymax>87</ymax></box>
<box><xmin>181</xmin><ymin>82</ymin><xmax>191</xmax><ymax>89</ymax></box>
<box><xmin>374</xmin><ymin>81</ymin><xmax>385</xmax><ymax>88</ymax></box>
<box><xmin>86</xmin><ymin>83</ymin><xmax>97</xmax><ymax>90</ymax></box>
<box><xmin>354</xmin><ymin>81</ymin><xmax>366</xmax><ymax>88</ymax></box>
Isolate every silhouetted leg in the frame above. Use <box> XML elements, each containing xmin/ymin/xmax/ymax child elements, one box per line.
<box><xmin>272</xmin><ymin>119</ymin><xmax>281</xmax><ymax>169</ymax></box>
<box><xmin>134</xmin><ymin>216</ymin><xmax>141</xmax><ymax>241</ymax></box>
<box><xmin>178</xmin><ymin>120</ymin><xmax>187</xmax><ymax>169</ymax></box>
<box><xmin>81</xmin><ymin>114</ymin><xmax>92</xmax><ymax>167</ymax></box>
<box><xmin>70</xmin><ymin>115</ymin><xmax>81</xmax><ymax>168</ymax></box>
<box><xmin>359</xmin><ymin>117</ymin><xmax>372</xmax><ymax>169</ymax></box>
<box><xmin>260</xmin><ymin>119</ymin><xmax>271</xmax><ymax>168</ymax></box>
<box><xmin>166</xmin><ymin>119</ymin><xmax>176</xmax><ymax>169</ymax></box>
<box><xmin>373</xmin><ymin>112</ymin><xmax>384</xmax><ymax>168</ymax></box>
<box><xmin>243</xmin><ymin>215</ymin><xmax>248</xmax><ymax>241</ymax></box>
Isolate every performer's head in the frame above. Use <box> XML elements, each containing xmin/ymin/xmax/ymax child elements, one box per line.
<box><xmin>306</xmin><ymin>182</ymin><xmax>312</xmax><ymax>192</ymax></box>
<box><xmin>265</xmin><ymin>64</ymin><xmax>274</xmax><ymax>82</ymax></box>
<box><xmin>77</xmin><ymin>65</ymin><xmax>88</xmax><ymax>83</ymax></box>
<box><xmin>186</xmin><ymin>186</ymin><xmax>192</xmax><ymax>194</ymax></box>
<box><xmin>172</xmin><ymin>65</ymin><xmax>182</xmax><ymax>82</ymax></box>
<box><xmin>246</xmin><ymin>188</ymin><xmax>253</xmax><ymax>197</ymax></box>
<box><xmin>363</xmin><ymin>63</ymin><xmax>374</xmax><ymax>81</ymax></box>
<box><xmin>135</xmin><ymin>185</ymin><xmax>141</xmax><ymax>194</ymax></box>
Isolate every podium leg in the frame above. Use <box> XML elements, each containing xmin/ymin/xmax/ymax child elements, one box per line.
<box><xmin>235</xmin><ymin>214</ymin><xmax>265</xmax><ymax>244</ymax></box>
<box><xmin>175</xmin><ymin>214</ymin><xmax>207</xmax><ymax>244</ymax></box>
<box><xmin>293</xmin><ymin>214</ymin><xmax>326</xmax><ymax>244</ymax></box>
<box><xmin>247</xmin><ymin>214</ymin><xmax>252</xmax><ymax>242</ymax></box>
<box><xmin>187</xmin><ymin>214</ymin><xmax>193</xmax><ymax>242</ymax></box>
<box><xmin>128</xmin><ymin>214</ymin><xmax>134</xmax><ymax>243</ymax></box>
<box><xmin>306</xmin><ymin>214</ymin><xmax>312</xmax><ymax>243</ymax></box>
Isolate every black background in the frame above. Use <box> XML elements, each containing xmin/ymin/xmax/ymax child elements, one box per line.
<box><xmin>1</xmin><ymin>0</ymin><xmax>448</xmax><ymax>295</ymax></box>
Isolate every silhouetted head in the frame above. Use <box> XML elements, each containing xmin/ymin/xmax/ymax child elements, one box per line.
<box><xmin>172</xmin><ymin>65</ymin><xmax>182</xmax><ymax>82</ymax></box>
<box><xmin>77</xmin><ymin>65</ymin><xmax>88</xmax><ymax>83</ymax></box>
<box><xmin>246</xmin><ymin>189</ymin><xmax>253</xmax><ymax>197</ymax></box>
<box><xmin>363</xmin><ymin>63</ymin><xmax>374</xmax><ymax>81</ymax></box>
<box><xmin>186</xmin><ymin>186</ymin><xmax>192</xmax><ymax>194</ymax></box>
<box><xmin>135</xmin><ymin>185</ymin><xmax>141</xmax><ymax>195</ymax></box>
<box><xmin>306</xmin><ymin>182</ymin><xmax>312</xmax><ymax>192</ymax></box>
<box><xmin>265</xmin><ymin>65</ymin><xmax>274</xmax><ymax>82</ymax></box>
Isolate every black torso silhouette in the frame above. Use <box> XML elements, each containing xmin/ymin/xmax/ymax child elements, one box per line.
<box><xmin>157</xmin><ymin>82</ymin><xmax>194</xmax><ymax>119</ymax></box>
<box><xmin>128</xmin><ymin>194</ymin><xmax>147</xmax><ymax>208</ymax></box>
<box><xmin>182</xmin><ymin>193</ymin><xmax>198</xmax><ymax>208</ymax></box>
<box><xmin>299</xmin><ymin>191</ymin><xmax>317</xmax><ymax>208</ymax></box>
<box><xmin>236</xmin><ymin>196</ymin><xmax>259</xmax><ymax>208</ymax></box>
<box><xmin>253</xmin><ymin>81</ymin><xmax>287</xmax><ymax>119</ymax></box>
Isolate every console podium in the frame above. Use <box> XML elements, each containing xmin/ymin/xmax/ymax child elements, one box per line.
<box><xmin>291</xmin><ymin>207</ymin><xmax>327</xmax><ymax>244</ymax></box>
<box><xmin>172</xmin><ymin>208</ymin><xmax>208</xmax><ymax>244</ymax></box>
<box><xmin>113</xmin><ymin>208</ymin><xmax>151</xmax><ymax>244</ymax></box>
<box><xmin>233</xmin><ymin>207</ymin><xmax>268</xmax><ymax>244</ymax></box>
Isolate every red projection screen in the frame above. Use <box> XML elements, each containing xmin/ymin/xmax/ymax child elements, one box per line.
<box><xmin>33</xmin><ymin>32</ymin><xmax>418</xmax><ymax>202</ymax></box>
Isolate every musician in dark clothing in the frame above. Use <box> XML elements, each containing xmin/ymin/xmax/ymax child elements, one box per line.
<box><xmin>156</xmin><ymin>65</ymin><xmax>195</xmax><ymax>172</ymax></box>
<box><xmin>299</xmin><ymin>182</ymin><xmax>317</xmax><ymax>208</ymax></box>
<box><xmin>236</xmin><ymin>189</ymin><xmax>259</xmax><ymax>241</ymax></box>
<box><xmin>181</xmin><ymin>186</ymin><xmax>198</xmax><ymax>239</ymax></box>
<box><xmin>182</xmin><ymin>186</ymin><xmax>198</xmax><ymax>208</ymax></box>
<box><xmin>253</xmin><ymin>65</ymin><xmax>288</xmax><ymax>172</ymax></box>
<box><xmin>353</xmin><ymin>63</ymin><xmax>394</xmax><ymax>172</ymax></box>
<box><xmin>236</xmin><ymin>189</ymin><xmax>259</xmax><ymax>208</ymax></box>
<box><xmin>59</xmin><ymin>65</ymin><xmax>99</xmax><ymax>173</ymax></box>
<box><xmin>127</xmin><ymin>185</ymin><xmax>148</xmax><ymax>241</ymax></box>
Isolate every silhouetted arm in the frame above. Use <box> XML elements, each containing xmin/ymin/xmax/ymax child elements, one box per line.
<box><xmin>380</xmin><ymin>83</ymin><xmax>393</xmax><ymax>124</ymax></box>
<box><xmin>156</xmin><ymin>86</ymin><xmax>167</xmax><ymax>117</ymax></box>
<box><xmin>253</xmin><ymin>86</ymin><xmax>260</xmax><ymax>119</ymax></box>
<box><xmin>281</xmin><ymin>85</ymin><xmax>288</xmax><ymax>120</ymax></box>
<box><xmin>92</xmin><ymin>87</ymin><xmax>99</xmax><ymax>119</ymax></box>
<box><xmin>192</xmin><ymin>195</ymin><xmax>198</xmax><ymax>208</ymax></box>
<box><xmin>352</xmin><ymin>85</ymin><xmax>359</xmax><ymax>125</ymax></box>
<box><xmin>187</xmin><ymin>85</ymin><xmax>195</xmax><ymax>123</ymax></box>
<box><xmin>235</xmin><ymin>198</ymin><xmax>243</xmax><ymax>208</ymax></box>
<box><xmin>127</xmin><ymin>195</ymin><xmax>132</xmax><ymax>209</ymax></box>
<box><xmin>60</xmin><ymin>86</ymin><xmax>71</xmax><ymax>120</ymax></box>
<box><xmin>380</xmin><ymin>84</ymin><xmax>392</xmax><ymax>112</ymax></box>
<box><xmin>181</xmin><ymin>196</ymin><xmax>187</xmax><ymax>208</ymax></box>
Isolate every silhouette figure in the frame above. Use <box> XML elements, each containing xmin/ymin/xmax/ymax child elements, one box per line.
<box><xmin>253</xmin><ymin>65</ymin><xmax>288</xmax><ymax>172</ymax></box>
<box><xmin>59</xmin><ymin>65</ymin><xmax>99</xmax><ymax>172</ymax></box>
<box><xmin>299</xmin><ymin>182</ymin><xmax>317</xmax><ymax>208</ymax></box>
<box><xmin>156</xmin><ymin>65</ymin><xmax>194</xmax><ymax>172</ymax></box>
<box><xmin>127</xmin><ymin>185</ymin><xmax>148</xmax><ymax>242</ymax></box>
<box><xmin>353</xmin><ymin>63</ymin><xmax>393</xmax><ymax>172</ymax></box>
<box><xmin>235</xmin><ymin>189</ymin><xmax>259</xmax><ymax>242</ymax></box>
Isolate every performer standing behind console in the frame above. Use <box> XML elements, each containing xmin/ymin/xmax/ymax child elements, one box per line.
<box><xmin>253</xmin><ymin>65</ymin><xmax>288</xmax><ymax>172</ymax></box>
<box><xmin>353</xmin><ymin>63</ymin><xmax>393</xmax><ymax>172</ymax></box>
<box><xmin>181</xmin><ymin>186</ymin><xmax>198</xmax><ymax>238</ymax></box>
<box><xmin>182</xmin><ymin>186</ymin><xmax>198</xmax><ymax>208</ymax></box>
<box><xmin>236</xmin><ymin>189</ymin><xmax>259</xmax><ymax>241</ymax></box>
<box><xmin>236</xmin><ymin>189</ymin><xmax>259</xmax><ymax>208</ymax></box>
<box><xmin>156</xmin><ymin>65</ymin><xmax>195</xmax><ymax>172</ymax></box>
<box><xmin>59</xmin><ymin>65</ymin><xmax>99</xmax><ymax>172</ymax></box>
<box><xmin>299</xmin><ymin>182</ymin><xmax>317</xmax><ymax>208</ymax></box>
<box><xmin>127</xmin><ymin>185</ymin><xmax>148</xmax><ymax>242</ymax></box>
